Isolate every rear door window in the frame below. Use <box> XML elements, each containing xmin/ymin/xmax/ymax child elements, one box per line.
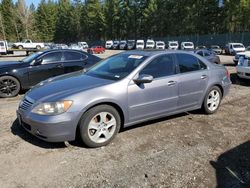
<box><xmin>64</xmin><ymin>51</ymin><xmax>86</xmax><ymax>61</ymax></box>
<box><xmin>176</xmin><ymin>53</ymin><xmax>206</xmax><ymax>73</ymax></box>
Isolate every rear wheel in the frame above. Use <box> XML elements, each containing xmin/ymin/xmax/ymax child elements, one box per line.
<box><xmin>79</xmin><ymin>105</ymin><xmax>121</xmax><ymax>148</ymax></box>
<box><xmin>36</xmin><ymin>45</ymin><xmax>41</xmax><ymax>49</ymax></box>
<box><xmin>0</xmin><ymin>76</ymin><xmax>20</xmax><ymax>98</ymax></box>
<box><xmin>18</xmin><ymin>45</ymin><xmax>23</xmax><ymax>49</ymax></box>
<box><xmin>203</xmin><ymin>86</ymin><xmax>222</xmax><ymax>114</ymax></box>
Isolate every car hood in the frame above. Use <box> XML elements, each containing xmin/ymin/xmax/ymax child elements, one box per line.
<box><xmin>0</xmin><ymin>61</ymin><xmax>23</xmax><ymax>69</ymax></box>
<box><xmin>26</xmin><ymin>71</ymin><xmax>115</xmax><ymax>102</ymax></box>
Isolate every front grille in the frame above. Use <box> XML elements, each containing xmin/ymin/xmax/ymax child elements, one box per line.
<box><xmin>19</xmin><ymin>97</ymin><xmax>34</xmax><ymax>111</ymax></box>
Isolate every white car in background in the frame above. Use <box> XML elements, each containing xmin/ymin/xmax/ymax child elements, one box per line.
<box><xmin>233</xmin><ymin>46</ymin><xmax>250</xmax><ymax>65</ymax></box>
<box><xmin>181</xmin><ymin>42</ymin><xmax>194</xmax><ymax>50</ymax></box>
<box><xmin>145</xmin><ymin>39</ymin><xmax>155</xmax><ymax>49</ymax></box>
<box><xmin>69</xmin><ymin>44</ymin><xmax>83</xmax><ymax>51</ymax></box>
<box><xmin>13</xmin><ymin>39</ymin><xmax>44</xmax><ymax>49</ymax></box>
<box><xmin>0</xmin><ymin>40</ymin><xmax>7</xmax><ymax>55</ymax></box>
<box><xmin>225</xmin><ymin>43</ymin><xmax>245</xmax><ymax>55</ymax></box>
<box><xmin>136</xmin><ymin>40</ymin><xmax>145</xmax><ymax>49</ymax></box>
<box><xmin>236</xmin><ymin>54</ymin><xmax>250</xmax><ymax>79</ymax></box>
<box><xmin>78</xmin><ymin>42</ymin><xmax>88</xmax><ymax>49</ymax></box>
<box><xmin>119</xmin><ymin>40</ymin><xmax>127</xmax><ymax>50</ymax></box>
<box><xmin>105</xmin><ymin>40</ymin><xmax>113</xmax><ymax>49</ymax></box>
<box><xmin>155</xmin><ymin>41</ymin><xmax>165</xmax><ymax>49</ymax></box>
<box><xmin>168</xmin><ymin>41</ymin><xmax>179</xmax><ymax>50</ymax></box>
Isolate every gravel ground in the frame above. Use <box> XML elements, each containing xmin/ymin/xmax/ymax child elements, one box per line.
<box><xmin>0</xmin><ymin>51</ymin><xmax>249</xmax><ymax>188</ymax></box>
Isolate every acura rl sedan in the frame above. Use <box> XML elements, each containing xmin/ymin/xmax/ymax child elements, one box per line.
<box><xmin>0</xmin><ymin>49</ymin><xmax>101</xmax><ymax>98</ymax></box>
<box><xmin>17</xmin><ymin>51</ymin><xmax>231</xmax><ymax>147</ymax></box>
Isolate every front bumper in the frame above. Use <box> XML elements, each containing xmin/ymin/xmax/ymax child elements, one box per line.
<box><xmin>237</xmin><ymin>66</ymin><xmax>250</xmax><ymax>79</ymax></box>
<box><xmin>16</xmin><ymin>109</ymin><xmax>80</xmax><ymax>142</ymax></box>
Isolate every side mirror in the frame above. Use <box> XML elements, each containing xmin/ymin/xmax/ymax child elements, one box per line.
<box><xmin>34</xmin><ymin>58</ymin><xmax>43</xmax><ymax>65</ymax></box>
<box><xmin>133</xmin><ymin>74</ymin><xmax>153</xmax><ymax>84</ymax></box>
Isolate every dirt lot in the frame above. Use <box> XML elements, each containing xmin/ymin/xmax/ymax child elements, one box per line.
<box><xmin>0</xmin><ymin>51</ymin><xmax>249</xmax><ymax>188</ymax></box>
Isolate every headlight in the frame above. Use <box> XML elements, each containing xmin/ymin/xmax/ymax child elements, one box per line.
<box><xmin>32</xmin><ymin>100</ymin><xmax>73</xmax><ymax>115</ymax></box>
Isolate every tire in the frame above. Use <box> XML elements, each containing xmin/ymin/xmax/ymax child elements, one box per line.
<box><xmin>36</xmin><ymin>45</ymin><xmax>41</xmax><ymax>49</ymax></box>
<box><xmin>0</xmin><ymin>76</ymin><xmax>20</xmax><ymax>98</ymax></box>
<box><xmin>203</xmin><ymin>86</ymin><xmax>222</xmax><ymax>114</ymax></box>
<box><xmin>18</xmin><ymin>45</ymin><xmax>23</xmax><ymax>50</ymax></box>
<box><xmin>79</xmin><ymin>105</ymin><xmax>121</xmax><ymax>148</ymax></box>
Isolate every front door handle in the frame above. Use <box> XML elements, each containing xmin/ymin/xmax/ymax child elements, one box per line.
<box><xmin>201</xmin><ymin>75</ymin><xmax>207</xmax><ymax>79</ymax></box>
<box><xmin>168</xmin><ymin>81</ymin><xmax>177</xmax><ymax>86</ymax></box>
<box><xmin>56</xmin><ymin>63</ymin><xmax>64</xmax><ymax>68</ymax></box>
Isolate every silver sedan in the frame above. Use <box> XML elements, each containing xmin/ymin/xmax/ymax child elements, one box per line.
<box><xmin>17</xmin><ymin>51</ymin><xmax>231</xmax><ymax>147</ymax></box>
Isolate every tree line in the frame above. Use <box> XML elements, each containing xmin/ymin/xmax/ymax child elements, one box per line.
<box><xmin>0</xmin><ymin>0</ymin><xmax>250</xmax><ymax>43</ymax></box>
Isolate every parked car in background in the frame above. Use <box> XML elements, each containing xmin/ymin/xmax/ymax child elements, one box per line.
<box><xmin>52</xmin><ymin>44</ymin><xmax>68</xmax><ymax>49</ymax></box>
<box><xmin>119</xmin><ymin>40</ymin><xmax>127</xmax><ymax>50</ymax></box>
<box><xmin>210</xmin><ymin>45</ymin><xmax>223</xmax><ymax>55</ymax></box>
<box><xmin>155</xmin><ymin>41</ymin><xmax>165</xmax><ymax>49</ymax></box>
<box><xmin>16</xmin><ymin>50</ymin><xmax>231</xmax><ymax>147</ymax></box>
<box><xmin>105</xmin><ymin>40</ymin><xmax>113</xmax><ymax>49</ymax></box>
<box><xmin>233</xmin><ymin>46</ymin><xmax>250</xmax><ymax>65</ymax></box>
<box><xmin>78</xmin><ymin>42</ymin><xmax>88</xmax><ymax>49</ymax></box>
<box><xmin>225</xmin><ymin>43</ymin><xmax>245</xmax><ymax>55</ymax></box>
<box><xmin>112</xmin><ymin>41</ymin><xmax>120</xmax><ymax>49</ymax></box>
<box><xmin>69</xmin><ymin>44</ymin><xmax>83</xmax><ymax>51</ymax></box>
<box><xmin>168</xmin><ymin>41</ymin><xmax>179</xmax><ymax>50</ymax></box>
<box><xmin>12</xmin><ymin>39</ymin><xmax>44</xmax><ymax>50</ymax></box>
<box><xmin>181</xmin><ymin>42</ymin><xmax>194</xmax><ymax>50</ymax></box>
<box><xmin>0</xmin><ymin>40</ymin><xmax>7</xmax><ymax>55</ymax></box>
<box><xmin>236</xmin><ymin>55</ymin><xmax>250</xmax><ymax>79</ymax></box>
<box><xmin>0</xmin><ymin>49</ymin><xmax>101</xmax><ymax>98</ymax></box>
<box><xmin>145</xmin><ymin>39</ymin><xmax>155</xmax><ymax>49</ymax></box>
<box><xmin>127</xmin><ymin>40</ymin><xmax>136</xmax><ymax>50</ymax></box>
<box><xmin>87</xmin><ymin>46</ymin><xmax>105</xmax><ymax>54</ymax></box>
<box><xmin>136</xmin><ymin>40</ymin><xmax>145</xmax><ymax>49</ymax></box>
<box><xmin>195</xmin><ymin>49</ymin><xmax>221</xmax><ymax>64</ymax></box>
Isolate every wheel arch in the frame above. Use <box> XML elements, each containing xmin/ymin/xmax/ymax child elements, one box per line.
<box><xmin>76</xmin><ymin>101</ymin><xmax>125</xmax><ymax>138</ymax></box>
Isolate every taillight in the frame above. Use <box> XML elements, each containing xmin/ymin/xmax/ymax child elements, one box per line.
<box><xmin>226</xmin><ymin>68</ymin><xmax>230</xmax><ymax>79</ymax></box>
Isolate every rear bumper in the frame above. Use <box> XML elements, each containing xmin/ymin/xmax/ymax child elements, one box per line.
<box><xmin>237</xmin><ymin>66</ymin><xmax>250</xmax><ymax>79</ymax></box>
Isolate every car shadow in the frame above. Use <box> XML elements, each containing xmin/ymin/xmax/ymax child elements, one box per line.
<box><xmin>224</xmin><ymin>63</ymin><xmax>236</xmax><ymax>67</ymax></box>
<box><xmin>230</xmin><ymin>73</ymin><xmax>250</xmax><ymax>86</ymax></box>
<box><xmin>11</xmin><ymin>119</ymin><xmax>67</xmax><ymax>149</ymax></box>
<box><xmin>210</xmin><ymin>141</ymin><xmax>250</xmax><ymax>188</ymax></box>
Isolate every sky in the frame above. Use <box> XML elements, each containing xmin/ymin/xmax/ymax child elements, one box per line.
<box><xmin>13</xmin><ymin>0</ymin><xmax>41</xmax><ymax>8</ymax></box>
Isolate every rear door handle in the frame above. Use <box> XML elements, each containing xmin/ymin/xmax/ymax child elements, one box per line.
<box><xmin>168</xmin><ymin>81</ymin><xmax>177</xmax><ymax>86</ymax></box>
<box><xmin>201</xmin><ymin>75</ymin><xmax>207</xmax><ymax>79</ymax></box>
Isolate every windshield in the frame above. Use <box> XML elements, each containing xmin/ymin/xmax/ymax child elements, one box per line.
<box><xmin>233</xmin><ymin>44</ymin><xmax>244</xmax><ymax>48</ymax></box>
<box><xmin>137</xmin><ymin>42</ymin><xmax>144</xmax><ymax>45</ymax></box>
<box><xmin>184</xmin><ymin>43</ymin><xmax>193</xmax><ymax>46</ymax></box>
<box><xmin>147</xmin><ymin>42</ymin><xmax>154</xmax><ymax>45</ymax></box>
<box><xmin>86</xmin><ymin>54</ymin><xmax>148</xmax><ymax>80</ymax></box>
<box><xmin>169</xmin><ymin>43</ymin><xmax>177</xmax><ymax>46</ymax></box>
<box><xmin>21</xmin><ymin>52</ymin><xmax>43</xmax><ymax>63</ymax></box>
<box><xmin>157</xmin><ymin>43</ymin><xmax>164</xmax><ymax>46</ymax></box>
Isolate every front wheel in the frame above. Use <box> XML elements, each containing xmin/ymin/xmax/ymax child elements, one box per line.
<box><xmin>0</xmin><ymin>76</ymin><xmax>20</xmax><ymax>98</ymax></box>
<box><xmin>79</xmin><ymin>105</ymin><xmax>121</xmax><ymax>148</ymax></box>
<box><xmin>36</xmin><ymin>45</ymin><xmax>41</xmax><ymax>49</ymax></box>
<box><xmin>203</xmin><ymin>86</ymin><xmax>222</xmax><ymax>114</ymax></box>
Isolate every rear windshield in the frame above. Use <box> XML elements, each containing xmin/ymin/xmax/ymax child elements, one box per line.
<box><xmin>147</xmin><ymin>42</ymin><xmax>154</xmax><ymax>45</ymax></box>
<box><xmin>233</xmin><ymin>44</ymin><xmax>244</xmax><ymax>48</ymax></box>
<box><xmin>0</xmin><ymin>42</ymin><xmax>4</xmax><ymax>46</ymax></box>
<box><xmin>137</xmin><ymin>42</ymin><xmax>144</xmax><ymax>45</ymax></box>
